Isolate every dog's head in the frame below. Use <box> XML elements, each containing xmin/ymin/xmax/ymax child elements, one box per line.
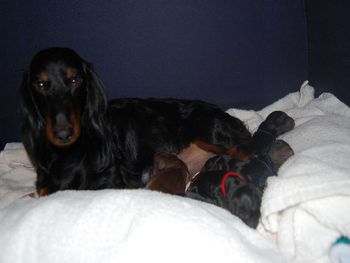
<box><xmin>20</xmin><ymin>47</ymin><xmax>107</xmax><ymax>149</ymax></box>
<box><xmin>227</xmin><ymin>184</ymin><xmax>262</xmax><ymax>228</ymax></box>
<box><xmin>187</xmin><ymin>169</ymin><xmax>262</xmax><ymax>228</ymax></box>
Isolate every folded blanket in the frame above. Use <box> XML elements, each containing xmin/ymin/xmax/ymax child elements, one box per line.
<box><xmin>227</xmin><ymin>81</ymin><xmax>350</xmax><ymax>263</ymax></box>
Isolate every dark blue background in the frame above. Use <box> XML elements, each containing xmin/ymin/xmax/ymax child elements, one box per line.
<box><xmin>1</xmin><ymin>0</ymin><xmax>309</xmax><ymax>149</ymax></box>
<box><xmin>306</xmin><ymin>0</ymin><xmax>350</xmax><ymax>105</ymax></box>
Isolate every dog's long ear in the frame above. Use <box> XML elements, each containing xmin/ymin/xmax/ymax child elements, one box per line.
<box><xmin>18</xmin><ymin>72</ymin><xmax>45</xmax><ymax>165</ymax></box>
<box><xmin>81</xmin><ymin>62</ymin><xmax>115</xmax><ymax>175</ymax></box>
<box><xmin>82</xmin><ymin>62</ymin><xmax>108</xmax><ymax>130</ymax></box>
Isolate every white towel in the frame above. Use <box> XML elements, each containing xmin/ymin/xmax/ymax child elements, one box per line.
<box><xmin>227</xmin><ymin>81</ymin><xmax>350</xmax><ymax>263</ymax></box>
<box><xmin>0</xmin><ymin>190</ymin><xmax>285</xmax><ymax>263</ymax></box>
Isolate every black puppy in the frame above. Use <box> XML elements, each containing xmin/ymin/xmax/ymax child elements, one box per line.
<box><xmin>252</xmin><ymin>111</ymin><xmax>295</xmax><ymax>154</ymax></box>
<box><xmin>186</xmin><ymin>139</ymin><xmax>293</xmax><ymax>228</ymax></box>
<box><xmin>186</xmin><ymin>171</ymin><xmax>262</xmax><ymax>228</ymax></box>
<box><xmin>185</xmin><ymin>111</ymin><xmax>295</xmax><ymax>228</ymax></box>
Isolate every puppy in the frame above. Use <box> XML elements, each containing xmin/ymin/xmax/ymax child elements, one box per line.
<box><xmin>145</xmin><ymin>152</ymin><xmax>191</xmax><ymax>194</ymax></box>
<box><xmin>186</xmin><ymin>139</ymin><xmax>293</xmax><ymax>228</ymax></box>
<box><xmin>144</xmin><ymin>152</ymin><xmax>263</xmax><ymax>228</ymax></box>
<box><xmin>185</xmin><ymin>111</ymin><xmax>295</xmax><ymax>227</ymax></box>
<box><xmin>186</xmin><ymin>171</ymin><xmax>262</xmax><ymax>228</ymax></box>
<box><xmin>252</xmin><ymin>111</ymin><xmax>295</xmax><ymax>154</ymax></box>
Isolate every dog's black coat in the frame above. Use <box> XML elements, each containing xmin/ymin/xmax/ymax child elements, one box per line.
<box><xmin>19</xmin><ymin>47</ymin><xmax>252</xmax><ymax>194</ymax></box>
<box><xmin>186</xmin><ymin>111</ymin><xmax>295</xmax><ymax>228</ymax></box>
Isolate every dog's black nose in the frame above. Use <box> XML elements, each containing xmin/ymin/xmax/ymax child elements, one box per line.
<box><xmin>56</xmin><ymin>129</ymin><xmax>73</xmax><ymax>141</ymax></box>
<box><xmin>54</xmin><ymin>113</ymin><xmax>73</xmax><ymax>141</ymax></box>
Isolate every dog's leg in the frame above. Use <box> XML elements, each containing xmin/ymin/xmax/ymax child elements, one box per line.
<box><xmin>39</xmin><ymin>187</ymin><xmax>49</xmax><ymax>197</ymax></box>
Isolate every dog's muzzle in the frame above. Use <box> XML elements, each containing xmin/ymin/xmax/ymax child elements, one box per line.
<box><xmin>46</xmin><ymin>112</ymin><xmax>81</xmax><ymax>147</ymax></box>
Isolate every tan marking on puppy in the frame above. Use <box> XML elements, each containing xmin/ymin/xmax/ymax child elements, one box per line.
<box><xmin>226</xmin><ymin>147</ymin><xmax>251</xmax><ymax>161</ymax></box>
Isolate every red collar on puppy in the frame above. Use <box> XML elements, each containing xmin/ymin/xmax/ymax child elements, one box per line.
<box><xmin>221</xmin><ymin>171</ymin><xmax>246</xmax><ymax>197</ymax></box>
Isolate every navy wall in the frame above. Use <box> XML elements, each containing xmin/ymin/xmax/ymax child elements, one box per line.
<box><xmin>306</xmin><ymin>0</ymin><xmax>350</xmax><ymax>105</ymax></box>
<box><xmin>0</xmin><ymin>0</ymin><xmax>308</xmax><ymax>149</ymax></box>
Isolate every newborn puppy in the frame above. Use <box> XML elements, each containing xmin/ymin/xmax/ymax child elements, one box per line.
<box><xmin>252</xmin><ymin>111</ymin><xmax>295</xmax><ymax>154</ymax></box>
<box><xmin>186</xmin><ymin>139</ymin><xmax>293</xmax><ymax>228</ymax></box>
<box><xmin>145</xmin><ymin>152</ymin><xmax>263</xmax><ymax>228</ymax></box>
<box><xmin>185</xmin><ymin>111</ymin><xmax>295</xmax><ymax>228</ymax></box>
<box><xmin>186</xmin><ymin>171</ymin><xmax>262</xmax><ymax>228</ymax></box>
<box><xmin>145</xmin><ymin>152</ymin><xmax>191</xmax><ymax>194</ymax></box>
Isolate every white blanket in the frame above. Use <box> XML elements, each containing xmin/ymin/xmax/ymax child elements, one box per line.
<box><xmin>0</xmin><ymin>190</ymin><xmax>283</xmax><ymax>263</ymax></box>
<box><xmin>0</xmin><ymin>146</ymin><xmax>36</xmax><ymax>209</ymax></box>
<box><xmin>0</xmin><ymin>81</ymin><xmax>349</xmax><ymax>263</ymax></box>
<box><xmin>228</xmin><ymin>81</ymin><xmax>350</xmax><ymax>263</ymax></box>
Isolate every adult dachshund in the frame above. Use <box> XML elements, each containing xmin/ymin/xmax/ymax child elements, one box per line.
<box><xmin>19</xmin><ymin>47</ymin><xmax>252</xmax><ymax>195</ymax></box>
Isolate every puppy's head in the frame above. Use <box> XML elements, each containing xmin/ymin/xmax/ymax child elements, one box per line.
<box><xmin>191</xmin><ymin>169</ymin><xmax>262</xmax><ymax>228</ymax></box>
<box><xmin>227</xmin><ymin>184</ymin><xmax>262</xmax><ymax>228</ymax></box>
<box><xmin>200</xmin><ymin>170</ymin><xmax>262</xmax><ymax>228</ymax></box>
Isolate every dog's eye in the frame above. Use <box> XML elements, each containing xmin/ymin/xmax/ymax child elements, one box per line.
<box><xmin>34</xmin><ymin>81</ymin><xmax>49</xmax><ymax>92</ymax></box>
<box><xmin>69</xmin><ymin>76</ymin><xmax>82</xmax><ymax>88</ymax></box>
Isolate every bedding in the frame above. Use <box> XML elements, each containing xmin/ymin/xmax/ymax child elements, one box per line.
<box><xmin>0</xmin><ymin>81</ymin><xmax>349</xmax><ymax>262</ymax></box>
<box><xmin>227</xmin><ymin>81</ymin><xmax>350</xmax><ymax>262</ymax></box>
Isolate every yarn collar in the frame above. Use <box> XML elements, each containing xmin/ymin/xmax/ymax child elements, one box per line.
<box><xmin>221</xmin><ymin>171</ymin><xmax>246</xmax><ymax>197</ymax></box>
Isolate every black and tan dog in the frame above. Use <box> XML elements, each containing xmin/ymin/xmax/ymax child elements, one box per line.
<box><xmin>19</xmin><ymin>47</ymin><xmax>252</xmax><ymax>195</ymax></box>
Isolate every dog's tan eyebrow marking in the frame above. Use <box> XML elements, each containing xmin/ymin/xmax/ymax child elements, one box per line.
<box><xmin>38</xmin><ymin>72</ymin><xmax>48</xmax><ymax>82</ymax></box>
<box><xmin>66</xmin><ymin>67</ymin><xmax>77</xmax><ymax>79</ymax></box>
